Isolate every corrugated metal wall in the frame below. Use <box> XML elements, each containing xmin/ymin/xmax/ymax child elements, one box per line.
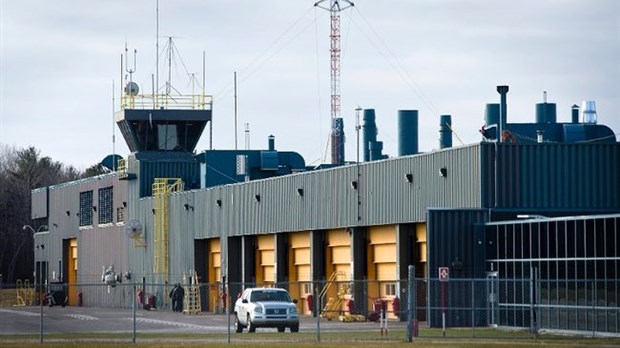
<box><xmin>426</xmin><ymin>208</ymin><xmax>488</xmax><ymax>327</ymax></box>
<box><xmin>32</xmin><ymin>173</ymin><xmax>129</xmax><ymax>307</ymax></box>
<box><xmin>152</xmin><ymin>144</ymin><xmax>483</xmax><ymax>241</ymax></box>
<box><xmin>481</xmin><ymin>143</ymin><xmax>620</xmax><ymax>211</ymax></box>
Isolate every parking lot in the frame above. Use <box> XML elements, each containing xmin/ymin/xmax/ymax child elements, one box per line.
<box><xmin>0</xmin><ymin>306</ymin><xmax>407</xmax><ymax>335</ymax></box>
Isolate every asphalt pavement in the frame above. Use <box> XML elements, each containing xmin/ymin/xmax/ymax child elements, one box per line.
<box><xmin>0</xmin><ymin>306</ymin><xmax>407</xmax><ymax>335</ymax></box>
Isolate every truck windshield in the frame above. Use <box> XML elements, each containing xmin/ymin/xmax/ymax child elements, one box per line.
<box><xmin>250</xmin><ymin>290</ymin><xmax>291</xmax><ymax>302</ymax></box>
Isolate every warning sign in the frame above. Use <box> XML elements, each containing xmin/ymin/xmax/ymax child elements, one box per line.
<box><xmin>438</xmin><ymin>267</ymin><xmax>449</xmax><ymax>282</ymax></box>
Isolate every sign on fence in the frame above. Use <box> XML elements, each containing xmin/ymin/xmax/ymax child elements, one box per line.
<box><xmin>438</xmin><ymin>267</ymin><xmax>449</xmax><ymax>282</ymax></box>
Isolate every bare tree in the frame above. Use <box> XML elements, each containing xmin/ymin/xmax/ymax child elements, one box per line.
<box><xmin>0</xmin><ymin>145</ymin><xmax>83</xmax><ymax>283</ymax></box>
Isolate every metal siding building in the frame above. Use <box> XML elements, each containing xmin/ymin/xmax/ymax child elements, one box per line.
<box><xmin>31</xmin><ymin>142</ymin><xmax>620</xmax><ymax>318</ymax></box>
<box><xmin>481</xmin><ymin>143</ymin><xmax>620</xmax><ymax>211</ymax></box>
<box><xmin>426</xmin><ymin>209</ymin><xmax>489</xmax><ymax>327</ymax></box>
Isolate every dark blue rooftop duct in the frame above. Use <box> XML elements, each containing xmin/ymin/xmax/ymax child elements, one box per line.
<box><xmin>268</xmin><ymin>135</ymin><xmax>275</xmax><ymax>151</ymax></box>
<box><xmin>571</xmin><ymin>104</ymin><xmax>580</xmax><ymax>124</ymax></box>
<box><xmin>536</xmin><ymin>103</ymin><xmax>557</xmax><ymax>124</ymax></box>
<box><xmin>362</xmin><ymin>109</ymin><xmax>377</xmax><ymax>161</ymax></box>
<box><xmin>497</xmin><ymin>85</ymin><xmax>509</xmax><ymax>142</ymax></box>
<box><xmin>331</xmin><ymin>118</ymin><xmax>345</xmax><ymax>165</ymax></box>
<box><xmin>485</xmin><ymin>104</ymin><xmax>500</xmax><ymax>128</ymax></box>
<box><xmin>483</xmin><ymin>103</ymin><xmax>500</xmax><ymax>140</ymax></box>
<box><xmin>439</xmin><ymin>115</ymin><xmax>453</xmax><ymax>149</ymax></box>
<box><xmin>398</xmin><ymin>110</ymin><xmax>419</xmax><ymax>156</ymax></box>
<box><xmin>369</xmin><ymin>141</ymin><xmax>384</xmax><ymax>161</ymax></box>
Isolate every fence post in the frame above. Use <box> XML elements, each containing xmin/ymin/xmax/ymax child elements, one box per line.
<box><xmin>315</xmin><ymin>282</ymin><xmax>321</xmax><ymax>343</ymax></box>
<box><xmin>592</xmin><ymin>280</ymin><xmax>596</xmax><ymax>338</ymax></box>
<box><xmin>530</xmin><ymin>267</ymin><xmax>534</xmax><ymax>337</ymax></box>
<box><xmin>132</xmin><ymin>283</ymin><xmax>136</xmax><ymax>344</ymax></box>
<box><xmin>407</xmin><ymin>265</ymin><xmax>414</xmax><ymax>342</ymax></box>
<box><xmin>471</xmin><ymin>279</ymin><xmax>475</xmax><ymax>338</ymax></box>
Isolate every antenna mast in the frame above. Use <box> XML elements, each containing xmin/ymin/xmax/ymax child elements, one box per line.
<box><xmin>156</xmin><ymin>0</ymin><xmax>159</xmax><ymax>107</ymax></box>
<box><xmin>315</xmin><ymin>0</ymin><xmax>354</xmax><ymax>165</ymax></box>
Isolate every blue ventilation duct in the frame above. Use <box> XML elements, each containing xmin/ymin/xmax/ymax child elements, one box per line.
<box><xmin>439</xmin><ymin>115</ymin><xmax>453</xmax><ymax>149</ymax></box>
<box><xmin>398</xmin><ymin>110</ymin><xmax>418</xmax><ymax>156</ymax></box>
<box><xmin>362</xmin><ymin>109</ymin><xmax>378</xmax><ymax>161</ymax></box>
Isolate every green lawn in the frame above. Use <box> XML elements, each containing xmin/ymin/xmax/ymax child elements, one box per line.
<box><xmin>1</xmin><ymin>329</ymin><xmax>619</xmax><ymax>348</ymax></box>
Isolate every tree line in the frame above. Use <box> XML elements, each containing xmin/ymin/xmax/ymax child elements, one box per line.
<box><xmin>0</xmin><ymin>145</ymin><xmax>107</xmax><ymax>285</ymax></box>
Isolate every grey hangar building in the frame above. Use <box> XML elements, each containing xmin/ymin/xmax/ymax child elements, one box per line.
<box><xmin>29</xmin><ymin>86</ymin><xmax>619</xmax><ymax>335</ymax></box>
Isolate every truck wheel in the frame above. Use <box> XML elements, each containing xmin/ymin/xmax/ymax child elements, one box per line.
<box><xmin>290</xmin><ymin>323</ymin><xmax>299</xmax><ymax>332</ymax></box>
<box><xmin>247</xmin><ymin>314</ymin><xmax>256</xmax><ymax>333</ymax></box>
<box><xmin>277</xmin><ymin>326</ymin><xmax>285</xmax><ymax>332</ymax></box>
<box><xmin>234</xmin><ymin>314</ymin><xmax>243</xmax><ymax>333</ymax></box>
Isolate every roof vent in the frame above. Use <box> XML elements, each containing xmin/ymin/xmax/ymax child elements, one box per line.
<box><xmin>581</xmin><ymin>100</ymin><xmax>597</xmax><ymax>124</ymax></box>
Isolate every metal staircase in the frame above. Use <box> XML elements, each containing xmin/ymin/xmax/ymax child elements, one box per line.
<box><xmin>319</xmin><ymin>271</ymin><xmax>348</xmax><ymax>320</ymax></box>
<box><xmin>182</xmin><ymin>272</ymin><xmax>201</xmax><ymax>315</ymax></box>
<box><xmin>152</xmin><ymin>178</ymin><xmax>184</xmax><ymax>285</ymax></box>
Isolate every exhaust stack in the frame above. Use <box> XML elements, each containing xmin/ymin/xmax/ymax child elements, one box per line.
<box><xmin>398</xmin><ymin>110</ymin><xmax>419</xmax><ymax>156</ymax></box>
<box><xmin>439</xmin><ymin>115</ymin><xmax>452</xmax><ymax>149</ymax></box>
<box><xmin>497</xmin><ymin>85</ymin><xmax>509</xmax><ymax>142</ymax></box>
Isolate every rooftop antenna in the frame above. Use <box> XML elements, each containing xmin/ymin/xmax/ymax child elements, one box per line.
<box><xmin>315</xmin><ymin>0</ymin><xmax>355</xmax><ymax>165</ymax></box>
<box><xmin>166</xmin><ymin>37</ymin><xmax>173</xmax><ymax>96</ymax></box>
<box><xmin>203</xmin><ymin>51</ymin><xmax>212</xmax><ymax>150</ymax></box>
<box><xmin>156</xmin><ymin>0</ymin><xmax>159</xmax><ymax>106</ymax></box>
<box><xmin>125</xmin><ymin>43</ymin><xmax>137</xmax><ymax>84</ymax></box>
<box><xmin>245</xmin><ymin>123</ymin><xmax>251</xmax><ymax>150</ymax></box>
<box><xmin>112</xmin><ymin>80</ymin><xmax>116</xmax><ymax>171</ymax></box>
<box><xmin>234</xmin><ymin>71</ymin><xmax>238</xmax><ymax>150</ymax></box>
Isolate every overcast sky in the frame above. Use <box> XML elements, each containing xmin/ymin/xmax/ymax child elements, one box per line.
<box><xmin>1</xmin><ymin>0</ymin><xmax>619</xmax><ymax>169</ymax></box>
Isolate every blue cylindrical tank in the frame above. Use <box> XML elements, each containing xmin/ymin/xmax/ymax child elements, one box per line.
<box><xmin>331</xmin><ymin>118</ymin><xmax>345</xmax><ymax>164</ymax></box>
<box><xmin>398</xmin><ymin>110</ymin><xmax>418</xmax><ymax>156</ymax></box>
<box><xmin>369</xmin><ymin>141</ymin><xmax>383</xmax><ymax>161</ymax></box>
<box><xmin>484</xmin><ymin>103</ymin><xmax>500</xmax><ymax>140</ymax></box>
<box><xmin>485</xmin><ymin>104</ymin><xmax>500</xmax><ymax>127</ymax></box>
<box><xmin>571</xmin><ymin>105</ymin><xmax>580</xmax><ymax>124</ymax></box>
<box><xmin>363</xmin><ymin>109</ymin><xmax>377</xmax><ymax>162</ymax></box>
<box><xmin>536</xmin><ymin>103</ymin><xmax>557</xmax><ymax>123</ymax></box>
<box><xmin>439</xmin><ymin>115</ymin><xmax>452</xmax><ymax>149</ymax></box>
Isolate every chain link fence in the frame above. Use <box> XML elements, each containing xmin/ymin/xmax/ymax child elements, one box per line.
<box><xmin>1</xmin><ymin>275</ymin><xmax>618</xmax><ymax>344</ymax></box>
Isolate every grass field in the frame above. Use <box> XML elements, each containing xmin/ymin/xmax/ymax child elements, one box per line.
<box><xmin>1</xmin><ymin>330</ymin><xmax>619</xmax><ymax>348</ymax></box>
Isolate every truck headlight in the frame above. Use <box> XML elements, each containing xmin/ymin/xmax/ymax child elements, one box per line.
<box><xmin>289</xmin><ymin>306</ymin><xmax>298</xmax><ymax>314</ymax></box>
<box><xmin>254</xmin><ymin>306</ymin><xmax>263</xmax><ymax>314</ymax></box>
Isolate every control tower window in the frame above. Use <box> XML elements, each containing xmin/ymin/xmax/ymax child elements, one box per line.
<box><xmin>157</xmin><ymin>124</ymin><xmax>182</xmax><ymax>150</ymax></box>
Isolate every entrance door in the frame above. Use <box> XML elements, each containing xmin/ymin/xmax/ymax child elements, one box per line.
<box><xmin>65</xmin><ymin>238</ymin><xmax>78</xmax><ymax>306</ymax></box>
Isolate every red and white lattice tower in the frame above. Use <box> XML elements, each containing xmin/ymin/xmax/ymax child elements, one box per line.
<box><xmin>315</xmin><ymin>0</ymin><xmax>354</xmax><ymax>165</ymax></box>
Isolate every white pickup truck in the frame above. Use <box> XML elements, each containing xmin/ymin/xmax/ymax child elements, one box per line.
<box><xmin>234</xmin><ymin>287</ymin><xmax>299</xmax><ymax>333</ymax></box>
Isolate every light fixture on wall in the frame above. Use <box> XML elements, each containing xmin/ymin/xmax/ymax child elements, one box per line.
<box><xmin>405</xmin><ymin>173</ymin><xmax>413</xmax><ymax>183</ymax></box>
<box><xmin>122</xmin><ymin>201</ymin><xmax>127</xmax><ymax>208</ymax></box>
<box><xmin>184</xmin><ymin>203</ymin><xmax>194</xmax><ymax>211</ymax></box>
<box><xmin>216</xmin><ymin>199</ymin><xmax>222</xmax><ymax>207</ymax></box>
<box><xmin>151</xmin><ymin>209</ymin><xmax>156</xmax><ymax>215</ymax></box>
<box><xmin>439</xmin><ymin>167</ymin><xmax>447</xmax><ymax>177</ymax></box>
<box><xmin>296</xmin><ymin>188</ymin><xmax>304</xmax><ymax>196</ymax></box>
<box><xmin>92</xmin><ymin>206</ymin><xmax>97</xmax><ymax>212</ymax></box>
<box><xmin>66</xmin><ymin>211</ymin><xmax>70</xmax><ymax>216</ymax></box>
<box><xmin>351</xmin><ymin>181</ymin><xmax>358</xmax><ymax>190</ymax></box>
<box><xmin>255</xmin><ymin>194</ymin><xmax>261</xmax><ymax>203</ymax></box>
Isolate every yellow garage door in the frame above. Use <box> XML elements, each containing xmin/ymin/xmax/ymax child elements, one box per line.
<box><xmin>289</xmin><ymin>231</ymin><xmax>311</xmax><ymax>313</ymax></box>
<box><xmin>67</xmin><ymin>238</ymin><xmax>78</xmax><ymax>306</ymax></box>
<box><xmin>208</xmin><ymin>238</ymin><xmax>220</xmax><ymax>312</ymax></box>
<box><xmin>256</xmin><ymin>235</ymin><xmax>275</xmax><ymax>286</ymax></box>
<box><xmin>368</xmin><ymin>225</ymin><xmax>398</xmax><ymax>318</ymax></box>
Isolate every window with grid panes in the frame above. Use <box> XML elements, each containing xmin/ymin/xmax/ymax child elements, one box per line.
<box><xmin>79</xmin><ymin>191</ymin><xmax>93</xmax><ymax>226</ymax></box>
<box><xmin>98</xmin><ymin>187</ymin><xmax>113</xmax><ymax>224</ymax></box>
